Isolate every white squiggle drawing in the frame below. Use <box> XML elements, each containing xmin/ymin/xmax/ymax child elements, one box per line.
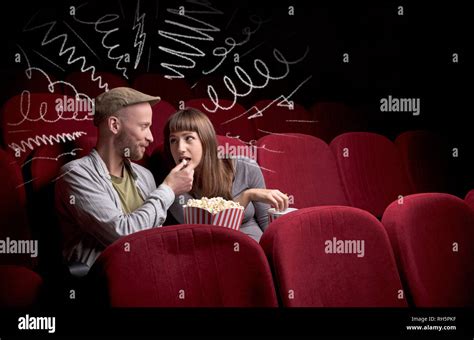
<box><xmin>51</xmin><ymin>167</ymin><xmax>75</xmax><ymax>183</ymax></box>
<box><xmin>133</xmin><ymin>0</ymin><xmax>146</xmax><ymax>69</ymax></box>
<box><xmin>223</xmin><ymin>133</ymin><xmax>284</xmax><ymax>154</ymax></box>
<box><xmin>9</xmin><ymin>131</ymin><xmax>88</xmax><ymax>156</ymax></box>
<box><xmin>22</xmin><ymin>13</ymin><xmax>109</xmax><ymax>91</ymax></box>
<box><xmin>21</xmin><ymin>148</ymin><xmax>83</xmax><ymax>168</ymax></box>
<box><xmin>7</xmin><ymin>88</ymin><xmax>92</xmax><ymax>127</ymax></box>
<box><xmin>16</xmin><ymin>45</ymin><xmax>90</xmax><ymax>106</ymax></box>
<box><xmin>203</xmin><ymin>47</ymin><xmax>310</xmax><ymax>114</ymax></box>
<box><xmin>221</xmin><ymin>75</ymin><xmax>313</xmax><ymax>125</ymax></box>
<box><xmin>73</xmin><ymin>7</ymin><xmax>130</xmax><ymax>79</ymax></box>
<box><xmin>203</xmin><ymin>15</ymin><xmax>269</xmax><ymax>75</ymax></box>
<box><xmin>16</xmin><ymin>178</ymin><xmax>37</xmax><ymax>189</ymax></box>
<box><xmin>158</xmin><ymin>2</ymin><xmax>223</xmax><ymax>79</ymax></box>
<box><xmin>256</xmin><ymin>129</ymin><xmax>306</xmax><ymax>138</ymax></box>
<box><xmin>245</xmin><ymin>160</ymin><xmax>276</xmax><ymax>174</ymax></box>
<box><xmin>8</xmin><ymin>130</ymin><xmax>33</xmax><ymax>134</ymax></box>
<box><xmin>32</xmin><ymin>49</ymin><xmax>65</xmax><ymax>72</ymax></box>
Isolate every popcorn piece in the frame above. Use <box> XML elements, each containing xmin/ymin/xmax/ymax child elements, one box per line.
<box><xmin>185</xmin><ymin>197</ymin><xmax>243</xmax><ymax>214</ymax></box>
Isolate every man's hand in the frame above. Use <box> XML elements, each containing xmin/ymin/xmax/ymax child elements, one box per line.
<box><xmin>163</xmin><ymin>160</ymin><xmax>194</xmax><ymax>195</ymax></box>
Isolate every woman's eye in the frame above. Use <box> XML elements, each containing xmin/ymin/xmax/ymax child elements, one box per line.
<box><xmin>170</xmin><ymin>139</ymin><xmax>176</xmax><ymax>144</ymax></box>
<box><xmin>186</xmin><ymin>136</ymin><xmax>194</xmax><ymax>141</ymax></box>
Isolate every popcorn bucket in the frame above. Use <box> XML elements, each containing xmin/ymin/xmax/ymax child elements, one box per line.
<box><xmin>183</xmin><ymin>206</ymin><xmax>244</xmax><ymax>230</ymax></box>
<box><xmin>268</xmin><ymin>207</ymin><xmax>298</xmax><ymax>223</ymax></box>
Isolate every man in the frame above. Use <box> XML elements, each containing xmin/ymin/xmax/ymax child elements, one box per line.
<box><xmin>55</xmin><ymin>87</ymin><xmax>193</xmax><ymax>270</ymax></box>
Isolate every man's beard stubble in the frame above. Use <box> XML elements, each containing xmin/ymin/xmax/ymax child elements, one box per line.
<box><xmin>115</xmin><ymin>130</ymin><xmax>143</xmax><ymax>161</ymax></box>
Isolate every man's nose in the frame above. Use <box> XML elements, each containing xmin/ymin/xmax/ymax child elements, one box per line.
<box><xmin>146</xmin><ymin>129</ymin><xmax>154</xmax><ymax>144</ymax></box>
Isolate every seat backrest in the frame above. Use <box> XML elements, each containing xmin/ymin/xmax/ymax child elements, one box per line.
<box><xmin>330</xmin><ymin>132</ymin><xmax>414</xmax><ymax>217</ymax></box>
<box><xmin>0</xmin><ymin>149</ymin><xmax>34</xmax><ymax>267</ymax></box>
<box><xmin>149</xmin><ymin>100</ymin><xmax>176</xmax><ymax>152</ymax></box>
<box><xmin>465</xmin><ymin>189</ymin><xmax>474</xmax><ymax>211</ymax></box>
<box><xmin>1</xmin><ymin>92</ymin><xmax>94</xmax><ymax>163</ymax></box>
<box><xmin>252</xmin><ymin>99</ymin><xmax>316</xmax><ymax>139</ymax></box>
<box><xmin>310</xmin><ymin>102</ymin><xmax>364</xmax><ymax>142</ymax></box>
<box><xmin>89</xmin><ymin>224</ymin><xmax>278</xmax><ymax>307</ymax></box>
<box><xmin>132</xmin><ymin>73</ymin><xmax>193</xmax><ymax>108</ymax></box>
<box><xmin>257</xmin><ymin>133</ymin><xmax>347</xmax><ymax>208</ymax></box>
<box><xmin>260</xmin><ymin>206</ymin><xmax>407</xmax><ymax>307</ymax></box>
<box><xmin>0</xmin><ymin>265</ymin><xmax>43</xmax><ymax>308</ymax></box>
<box><xmin>186</xmin><ymin>98</ymin><xmax>256</xmax><ymax>142</ymax></box>
<box><xmin>395</xmin><ymin>130</ymin><xmax>465</xmax><ymax>195</ymax></box>
<box><xmin>382</xmin><ymin>193</ymin><xmax>474</xmax><ymax>307</ymax></box>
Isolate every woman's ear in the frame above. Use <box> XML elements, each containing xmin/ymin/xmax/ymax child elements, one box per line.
<box><xmin>107</xmin><ymin>116</ymin><xmax>121</xmax><ymax>135</ymax></box>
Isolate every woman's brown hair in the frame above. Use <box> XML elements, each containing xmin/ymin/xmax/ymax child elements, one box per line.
<box><xmin>164</xmin><ymin>108</ymin><xmax>234</xmax><ymax>199</ymax></box>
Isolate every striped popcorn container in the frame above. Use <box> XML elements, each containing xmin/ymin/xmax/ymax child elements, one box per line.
<box><xmin>268</xmin><ymin>208</ymin><xmax>298</xmax><ymax>223</ymax></box>
<box><xmin>183</xmin><ymin>206</ymin><xmax>244</xmax><ymax>230</ymax></box>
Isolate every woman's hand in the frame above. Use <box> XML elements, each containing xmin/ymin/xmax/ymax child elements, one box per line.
<box><xmin>235</xmin><ymin>189</ymin><xmax>289</xmax><ymax>211</ymax></box>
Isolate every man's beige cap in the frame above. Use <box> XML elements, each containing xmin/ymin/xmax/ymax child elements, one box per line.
<box><xmin>93</xmin><ymin>87</ymin><xmax>161</xmax><ymax>126</ymax></box>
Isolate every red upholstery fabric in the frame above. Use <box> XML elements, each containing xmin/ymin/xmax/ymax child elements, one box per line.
<box><xmin>72</xmin><ymin>135</ymin><xmax>97</xmax><ymax>158</ymax></box>
<box><xmin>310</xmin><ymin>102</ymin><xmax>365</xmax><ymax>143</ymax></box>
<box><xmin>149</xmin><ymin>100</ymin><xmax>176</xmax><ymax>152</ymax></box>
<box><xmin>132</xmin><ymin>73</ymin><xmax>193</xmax><ymax>108</ymax></box>
<box><xmin>89</xmin><ymin>225</ymin><xmax>278</xmax><ymax>307</ymax></box>
<box><xmin>260</xmin><ymin>206</ymin><xmax>407</xmax><ymax>307</ymax></box>
<box><xmin>186</xmin><ymin>98</ymin><xmax>256</xmax><ymax>142</ymax></box>
<box><xmin>0</xmin><ymin>149</ymin><xmax>33</xmax><ymax>267</ymax></box>
<box><xmin>216</xmin><ymin>135</ymin><xmax>254</xmax><ymax>160</ymax></box>
<box><xmin>257</xmin><ymin>134</ymin><xmax>348</xmax><ymax>208</ymax></box>
<box><xmin>395</xmin><ymin>130</ymin><xmax>462</xmax><ymax>194</ymax></box>
<box><xmin>465</xmin><ymin>189</ymin><xmax>474</xmax><ymax>210</ymax></box>
<box><xmin>253</xmin><ymin>100</ymin><xmax>315</xmax><ymax>139</ymax></box>
<box><xmin>64</xmin><ymin>71</ymin><xmax>129</xmax><ymax>98</ymax></box>
<box><xmin>330</xmin><ymin>132</ymin><xmax>414</xmax><ymax>217</ymax></box>
<box><xmin>1</xmin><ymin>93</ymin><xmax>95</xmax><ymax>163</ymax></box>
<box><xmin>0</xmin><ymin>265</ymin><xmax>43</xmax><ymax>307</ymax></box>
<box><xmin>29</xmin><ymin>143</ymin><xmax>76</xmax><ymax>192</ymax></box>
<box><xmin>382</xmin><ymin>193</ymin><xmax>474</xmax><ymax>307</ymax></box>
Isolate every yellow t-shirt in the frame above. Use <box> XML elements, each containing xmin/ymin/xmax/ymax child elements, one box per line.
<box><xmin>110</xmin><ymin>166</ymin><xmax>144</xmax><ymax>214</ymax></box>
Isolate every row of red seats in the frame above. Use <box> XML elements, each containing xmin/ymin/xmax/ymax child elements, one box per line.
<box><xmin>0</xmin><ymin>141</ymin><xmax>474</xmax><ymax>308</ymax></box>
<box><xmin>1</xmin><ymin>91</ymin><xmax>363</xmax><ymax>162</ymax></box>
<box><xmin>1</xmin><ymin>130</ymin><xmax>471</xmax><ymax>250</ymax></box>
<box><xmin>3</xmin><ymin>192</ymin><xmax>473</xmax><ymax>307</ymax></box>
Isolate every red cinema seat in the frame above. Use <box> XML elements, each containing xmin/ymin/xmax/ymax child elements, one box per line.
<box><xmin>149</xmin><ymin>100</ymin><xmax>176</xmax><ymax>152</ymax></box>
<box><xmin>132</xmin><ymin>73</ymin><xmax>193</xmax><ymax>109</ymax></box>
<box><xmin>330</xmin><ymin>132</ymin><xmax>414</xmax><ymax>218</ymax></box>
<box><xmin>28</xmin><ymin>143</ymin><xmax>77</xmax><ymax>193</ymax></box>
<box><xmin>260</xmin><ymin>206</ymin><xmax>407</xmax><ymax>307</ymax></box>
<box><xmin>0</xmin><ymin>149</ymin><xmax>34</xmax><ymax>267</ymax></box>
<box><xmin>216</xmin><ymin>135</ymin><xmax>254</xmax><ymax>159</ymax></box>
<box><xmin>465</xmin><ymin>190</ymin><xmax>474</xmax><ymax>211</ymax></box>
<box><xmin>382</xmin><ymin>193</ymin><xmax>474</xmax><ymax>307</ymax></box>
<box><xmin>64</xmin><ymin>71</ymin><xmax>129</xmax><ymax>98</ymax></box>
<box><xmin>72</xmin><ymin>135</ymin><xmax>97</xmax><ymax>158</ymax></box>
<box><xmin>256</xmin><ymin>133</ymin><xmax>348</xmax><ymax>208</ymax></box>
<box><xmin>186</xmin><ymin>98</ymin><xmax>256</xmax><ymax>142</ymax></box>
<box><xmin>1</xmin><ymin>92</ymin><xmax>94</xmax><ymax>163</ymax></box>
<box><xmin>0</xmin><ymin>265</ymin><xmax>43</xmax><ymax>307</ymax></box>
<box><xmin>310</xmin><ymin>102</ymin><xmax>365</xmax><ymax>143</ymax></box>
<box><xmin>89</xmin><ymin>225</ymin><xmax>278</xmax><ymax>307</ymax></box>
<box><xmin>252</xmin><ymin>99</ymin><xmax>316</xmax><ymax>139</ymax></box>
<box><xmin>395</xmin><ymin>130</ymin><xmax>466</xmax><ymax>196</ymax></box>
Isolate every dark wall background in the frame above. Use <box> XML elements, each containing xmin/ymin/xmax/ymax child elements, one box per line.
<box><xmin>0</xmin><ymin>0</ymin><xmax>470</xmax><ymax>142</ymax></box>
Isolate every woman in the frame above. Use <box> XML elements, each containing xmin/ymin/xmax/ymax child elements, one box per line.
<box><xmin>164</xmin><ymin>108</ymin><xmax>289</xmax><ymax>242</ymax></box>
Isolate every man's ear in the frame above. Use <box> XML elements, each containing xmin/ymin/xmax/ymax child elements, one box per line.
<box><xmin>107</xmin><ymin>116</ymin><xmax>121</xmax><ymax>135</ymax></box>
